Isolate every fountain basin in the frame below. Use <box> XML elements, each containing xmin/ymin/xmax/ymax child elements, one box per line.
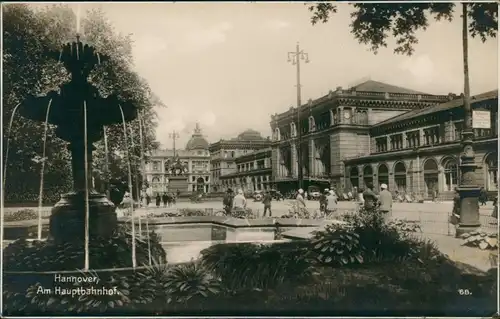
<box><xmin>3</xmin><ymin>216</ymin><xmax>333</xmax><ymax>263</ymax></box>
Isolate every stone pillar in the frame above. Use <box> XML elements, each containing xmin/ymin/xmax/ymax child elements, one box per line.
<box><xmin>291</xmin><ymin>144</ymin><xmax>298</xmax><ymax>177</ymax></box>
<box><xmin>402</xmin><ymin>132</ymin><xmax>407</xmax><ymax>149</ymax></box>
<box><xmin>445</xmin><ymin>113</ymin><xmax>454</xmax><ymax>142</ymax></box>
<box><xmin>419</xmin><ymin>129</ymin><xmax>425</xmax><ymax>146</ymax></box>
<box><xmin>338</xmin><ymin>107</ymin><xmax>344</xmax><ymax>124</ymax></box>
<box><xmin>309</xmin><ymin>139</ymin><xmax>315</xmax><ymax>177</ymax></box>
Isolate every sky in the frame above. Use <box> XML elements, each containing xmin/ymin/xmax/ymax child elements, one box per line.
<box><xmin>36</xmin><ymin>3</ymin><xmax>500</xmax><ymax>149</ymax></box>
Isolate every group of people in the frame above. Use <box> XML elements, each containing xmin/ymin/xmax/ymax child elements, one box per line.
<box><xmin>155</xmin><ymin>191</ymin><xmax>179</xmax><ymax>207</ymax></box>
<box><xmin>222</xmin><ymin>188</ymin><xmax>275</xmax><ymax>217</ymax></box>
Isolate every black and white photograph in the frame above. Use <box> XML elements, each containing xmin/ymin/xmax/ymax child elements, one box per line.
<box><xmin>1</xmin><ymin>1</ymin><xmax>499</xmax><ymax>316</ymax></box>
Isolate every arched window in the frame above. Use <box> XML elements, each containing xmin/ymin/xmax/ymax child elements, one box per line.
<box><xmin>290</xmin><ymin>122</ymin><xmax>297</xmax><ymax>137</ymax></box>
<box><xmin>309</xmin><ymin>116</ymin><xmax>316</xmax><ymax>132</ymax></box>
<box><xmin>349</xmin><ymin>167</ymin><xmax>359</xmax><ymax>189</ymax></box>
<box><xmin>442</xmin><ymin>158</ymin><xmax>458</xmax><ymax>192</ymax></box>
<box><xmin>394</xmin><ymin>162</ymin><xmax>407</xmax><ymax>192</ymax></box>
<box><xmin>378</xmin><ymin>164</ymin><xmax>389</xmax><ymax>188</ymax></box>
<box><xmin>330</xmin><ymin>110</ymin><xmax>336</xmax><ymax>126</ymax></box>
<box><xmin>274</xmin><ymin>128</ymin><xmax>281</xmax><ymax>141</ymax></box>
<box><xmin>363</xmin><ymin>165</ymin><xmax>373</xmax><ymax>187</ymax></box>
<box><xmin>485</xmin><ymin>153</ymin><xmax>498</xmax><ymax>191</ymax></box>
<box><xmin>423</xmin><ymin>158</ymin><xmax>439</xmax><ymax>198</ymax></box>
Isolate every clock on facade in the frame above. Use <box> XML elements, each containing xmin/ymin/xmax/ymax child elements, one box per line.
<box><xmin>344</xmin><ymin>112</ymin><xmax>351</xmax><ymax>119</ymax></box>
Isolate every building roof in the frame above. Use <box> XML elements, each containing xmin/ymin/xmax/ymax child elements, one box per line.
<box><xmin>374</xmin><ymin>90</ymin><xmax>499</xmax><ymax>127</ymax></box>
<box><xmin>185</xmin><ymin>123</ymin><xmax>209</xmax><ymax>150</ymax></box>
<box><xmin>234</xmin><ymin>129</ymin><xmax>266</xmax><ymax>141</ymax></box>
<box><xmin>350</xmin><ymin>80</ymin><xmax>429</xmax><ymax>95</ymax></box>
<box><xmin>151</xmin><ymin>149</ymin><xmax>209</xmax><ymax>158</ymax></box>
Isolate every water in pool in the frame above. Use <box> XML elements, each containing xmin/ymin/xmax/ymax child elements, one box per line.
<box><xmin>144</xmin><ymin>223</ymin><xmax>283</xmax><ymax>264</ymax></box>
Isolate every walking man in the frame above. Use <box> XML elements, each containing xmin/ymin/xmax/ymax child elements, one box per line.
<box><xmin>233</xmin><ymin>189</ymin><xmax>247</xmax><ymax>211</ymax></box>
<box><xmin>363</xmin><ymin>183</ymin><xmax>378</xmax><ymax>211</ymax></box>
<box><xmin>223</xmin><ymin>188</ymin><xmax>234</xmax><ymax>214</ymax></box>
<box><xmin>378</xmin><ymin>183</ymin><xmax>393</xmax><ymax>223</ymax></box>
<box><xmin>325</xmin><ymin>189</ymin><xmax>338</xmax><ymax>219</ymax></box>
<box><xmin>262</xmin><ymin>191</ymin><xmax>272</xmax><ymax>217</ymax></box>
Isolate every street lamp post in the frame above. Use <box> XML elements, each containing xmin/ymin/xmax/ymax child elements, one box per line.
<box><xmin>287</xmin><ymin>42</ymin><xmax>309</xmax><ymax>191</ymax></box>
<box><xmin>456</xmin><ymin>3</ymin><xmax>481</xmax><ymax>236</ymax></box>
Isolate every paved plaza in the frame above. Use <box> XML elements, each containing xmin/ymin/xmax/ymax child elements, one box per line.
<box><xmin>4</xmin><ymin>199</ymin><xmax>497</xmax><ymax>271</ymax></box>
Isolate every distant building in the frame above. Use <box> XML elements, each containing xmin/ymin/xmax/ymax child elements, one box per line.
<box><xmin>219</xmin><ymin>148</ymin><xmax>272</xmax><ymax>193</ymax></box>
<box><xmin>209</xmin><ymin>129</ymin><xmax>271</xmax><ymax>192</ymax></box>
<box><xmin>343</xmin><ymin>90</ymin><xmax>498</xmax><ymax>200</ymax></box>
<box><xmin>144</xmin><ymin>123</ymin><xmax>211</xmax><ymax>195</ymax></box>
<box><xmin>270</xmin><ymin>80</ymin><xmax>457</xmax><ymax>193</ymax></box>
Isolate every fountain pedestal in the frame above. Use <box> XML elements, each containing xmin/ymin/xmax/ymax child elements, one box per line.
<box><xmin>49</xmin><ymin>140</ymin><xmax>117</xmax><ymax>242</ymax></box>
<box><xmin>18</xmin><ymin>37</ymin><xmax>137</xmax><ymax>243</ymax></box>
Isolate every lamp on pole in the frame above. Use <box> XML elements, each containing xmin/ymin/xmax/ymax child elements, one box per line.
<box><xmin>169</xmin><ymin>131</ymin><xmax>180</xmax><ymax>158</ymax></box>
<box><xmin>456</xmin><ymin>3</ymin><xmax>481</xmax><ymax>236</ymax></box>
<box><xmin>287</xmin><ymin>42</ymin><xmax>309</xmax><ymax>191</ymax></box>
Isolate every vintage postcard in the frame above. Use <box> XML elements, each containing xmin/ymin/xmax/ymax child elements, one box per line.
<box><xmin>2</xmin><ymin>1</ymin><xmax>498</xmax><ymax>317</ymax></box>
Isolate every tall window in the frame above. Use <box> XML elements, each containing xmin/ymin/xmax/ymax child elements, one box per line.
<box><xmin>443</xmin><ymin>158</ymin><xmax>458</xmax><ymax>192</ymax></box>
<box><xmin>153</xmin><ymin>161</ymin><xmax>160</xmax><ymax>171</ymax></box>
<box><xmin>406</xmin><ymin>130</ymin><xmax>420</xmax><ymax>148</ymax></box>
<box><xmin>375</xmin><ymin>137</ymin><xmax>388</xmax><ymax>152</ymax></box>
<box><xmin>390</xmin><ymin>134</ymin><xmax>403</xmax><ymax>150</ymax></box>
<box><xmin>485</xmin><ymin>153</ymin><xmax>498</xmax><ymax>191</ymax></box>
<box><xmin>424</xmin><ymin>126</ymin><xmax>440</xmax><ymax>145</ymax></box>
<box><xmin>453</xmin><ymin>121</ymin><xmax>463</xmax><ymax>141</ymax></box>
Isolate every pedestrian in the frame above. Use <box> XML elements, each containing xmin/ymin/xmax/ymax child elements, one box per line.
<box><xmin>492</xmin><ymin>195</ymin><xmax>498</xmax><ymax>219</ymax></box>
<box><xmin>304</xmin><ymin>191</ymin><xmax>308</xmax><ymax>201</ymax></box>
<box><xmin>479</xmin><ymin>187</ymin><xmax>488</xmax><ymax>206</ymax></box>
<box><xmin>176</xmin><ymin>189</ymin><xmax>181</xmax><ymax>198</ymax></box>
<box><xmin>319</xmin><ymin>189</ymin><xmax>329</xmax><ymax>215</ymax></box>
<box><xmin>352</xmin><ymin>186</ymin><xmax>358</xmax><ymax>202</ymax></box>
<box><xmin>378</xmin><ymin>183</ymin><xmax>393</xmax><ymax>222</ymax></box>
<box><xmin>155</xmin><ymin>193</ymin><xmax>161</xmax><ymax>207</ymax></box>
<box><xmin>162</xmin><ymin>192</ymin><xmax>168</xmax><ymax>207</ymax></box>
<box><xmin>325</xmin><ymin>190</ymin><xmax>338</xmax><ymax>219</ymax></box>
<box><xmin>223</xmin><ymin>188</ymin><xmax>234</xmax><ymax>214</ymax></box>
<box><xmin>233</xmin><ymin>189</ymin><xmax>247</xmax><ymax>211</ymax></box>
<box><xmin>295</xmin><ymin>189</ymin><xmax>307</xmax><ymax>217</ymax></box>
<box><xmin>262</xmin><ymin>191</ymin><xmax>272</xmax><ymax>217</ymax></box>
<box><xmin>146</xmin><ymin>194</ymin><xmax>151</xmax><ymax>206</ymax></box>
<box><xmin>362</xmin><ymin>183</ymin><xmax>378</xmax><ymax>210</ymax></box>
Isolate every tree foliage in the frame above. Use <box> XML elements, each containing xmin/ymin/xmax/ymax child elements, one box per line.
<box><xmin>3</xmin><ymin>4</ymin><xmax>163</xmax><ymax>203</ymax></box>
<box><xmin>308</xmin><ymin>3</ymin><xmax>498</xmax><ymax>56</ymax></box>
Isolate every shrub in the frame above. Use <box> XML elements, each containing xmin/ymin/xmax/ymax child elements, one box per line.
<box><xmin>310</xmin><ymin>223</ymin><xmax>364</xmax><ymax>266</ymax></box>
<box><xmin>3</xmin><ymin>223</ymin><xmax>167</xmax><ymax>315</ymax></box>
<box><xmin>340</xmin><ymin>207</ymin><xmax>420</xmax><ymax>263</ymax></box>
<box><xmin>164</xmin><ymin>262</ymin><xmax>221</xmax><ymax>304</ymax></box>
<box><xmin>201</xmin><ymin>241</ymin><xmax>312</xmax><ymax>291</ymax></box>
<box><xmin>460</xmin><ymin>231</ymin><xmax>498</xmax><ymax>250</ymax></box>
<box><xmin>387</xmin><ymin>219</ymin><xmax>422</xmax><ymax>234</ymax></box>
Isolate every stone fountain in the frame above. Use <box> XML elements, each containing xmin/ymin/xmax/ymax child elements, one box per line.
<box><xmin>19</xmin><ymin>35</ymin><xmax>137</xmax><ymax>242</ymax></box>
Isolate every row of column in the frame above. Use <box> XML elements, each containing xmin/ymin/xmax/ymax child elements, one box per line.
<box><xmin>276</xmin><ymin>139</ymin><xmax>326</xmax><ymax>178</ymax></box>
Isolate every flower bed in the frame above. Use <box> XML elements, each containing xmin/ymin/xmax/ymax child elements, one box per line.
<box><xmin>146</xmin><ymin>208</ymin><xmax>256</xmax><ymax>219</ymax></box>
<box><xmin>4</xmin><ymin>209</ymin><xmax>50</xmax><ymax>222</ymax></box>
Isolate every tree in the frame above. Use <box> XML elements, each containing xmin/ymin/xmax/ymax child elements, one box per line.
<box><xmin>308</xmin><ymin>2</ymin><xmax>497</xmax><ymax>231</ymax></box>
<box><xmin>2</xmin><ymin>4</ymin><xmax>163</xmax><ymax>204</ymax></box>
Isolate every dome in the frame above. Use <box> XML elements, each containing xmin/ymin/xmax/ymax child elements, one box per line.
<box><xmin>237</xmin><ymin>129</ymin><xmax>264</xmax><ymax>141</ymax></box>
<box><xmin>185</xmin><ymin>123</ymin><xmax>209</xmax><ymax>150</ymax></box>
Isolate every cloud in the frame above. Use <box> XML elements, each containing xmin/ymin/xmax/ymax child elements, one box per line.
<box><xmin>266</xmin><ymin>19</ymin><xmax>291</xmax><ymax>30</ymax></box>
<box><xmin>399</xmin><ymin>54</ymin><xmax>436</xmax><ymax>85</ymax></box>
<box><xmin>183</xmin><ymin>22</ymin><xmax>233</xmax><ymax>51</ymax></box>
<box><xmin>199</xmin><ymin>111</ymin><xmax>217</xmax><ymax>127</ymax></box>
